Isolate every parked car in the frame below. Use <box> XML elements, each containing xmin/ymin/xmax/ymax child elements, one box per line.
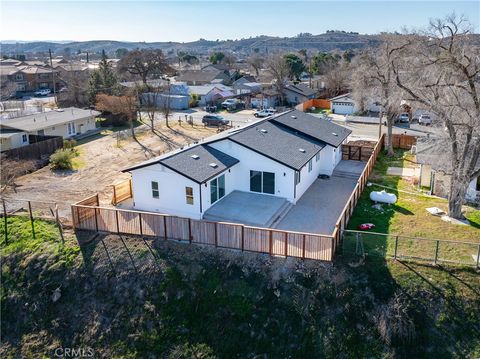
<box><xmin>34</xmin><ymin>89</ymin><xmax>51</xmax><ymax>96</ymax></box>
<box><xmin>397</xmin><ymin>112</ymin><xmax>409</xmax><ymax>123</ymax></box>
<box><xmin>202</xmin><ymin>114</ymin><xmax>229</xmax><ymax>127</ymax></box>
<box><xmin>418</xmin><ymin>114</ymin><xmax>432</xmax><ymax>125</ymax></box>
<box><xmin>205</xmin><ymin>105</ymin><xmax>217</xmax><ymax>113</ymax></box>
<box><xmin>254</xmin><ymin>109</ymin><xmax>275</xmax><ymax>118</ymax></box>
<box><xmin>221</xmin><ymin>99</ymin><xmax>238</xmax><ymax>109</ymax></box>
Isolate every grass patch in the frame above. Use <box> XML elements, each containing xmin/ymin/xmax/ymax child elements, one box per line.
<box><xmin>345</xmin><ymin>150</ymin><xmax>480</xmax><ymax>263</ymax></box>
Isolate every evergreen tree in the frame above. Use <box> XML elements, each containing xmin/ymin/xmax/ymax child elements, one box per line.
<box><xmin>87</xmin><ymin>50</ymin><xmax>120</xmax><ymax>105</ymax></box>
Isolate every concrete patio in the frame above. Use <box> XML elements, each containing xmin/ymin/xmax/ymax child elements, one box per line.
<box><xmin>203</xmin><ymin>190</ymin><xmax>291</xmax><ymax>227</ymax></box>
<box><xmin>275</xmin><ymin>160</ymin><xmax>367</xmax><ymax>234</ymax></box>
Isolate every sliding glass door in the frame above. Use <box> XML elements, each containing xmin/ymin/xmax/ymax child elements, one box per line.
<box><xmin>250</xmin><ymin>171</ymin><xmax>275</xmax><ymax>195</ymax></box>
<box><xmin>210</xmin><ymin>174</ymin><xmax>225</xmax><ymax>204</ymax></box>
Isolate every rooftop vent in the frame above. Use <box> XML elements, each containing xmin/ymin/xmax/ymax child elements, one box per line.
<box><xmin>209</xmin><ymin>163</ymin><xmax>218</xmax><ymax>168</ymax></box>
<box><xmin>291</xmin><ymin>115</ymin><xmax>297</xmax><ymax>119</ymax></box>
<box><xmin>298</xmin><ymin>148</ymin><xmax>306</xmax><ymax>153</ymax></box>
<box><xmin>191</xmin><ymin>154</ymin><xmax>200</xmax><ymax>160</ymax></box>
<box><xmin>260</xmin><ymin>129</ymin><xmax>267</xmax><ymax>133</ymax></box>
<box><xmin>332</xmin><ymin>132</ymin><xmax>338</xmax><ymax>136</ymax></box>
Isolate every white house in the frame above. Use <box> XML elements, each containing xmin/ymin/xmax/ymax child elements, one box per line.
<box><xmin>330</xmin><ymin>93</ymin><xmax>358</xmax><ymax>115</ymax></box>
<box><xmin>123</xmin><ymin>110</ymin><xmax>352</xmax><ymax>219</ymax></box>
<box><xmin>0</xmin><ymin>129</ymin><xmax>29</xmax><ymax>152</ymax></box>
<box><xmin>188</xmin><ymin>84</ymin><xmax>234</xmax><ymax>106</ymax></box>
<box><xmin>0</xmin><ymin>107</ymin><xmax>100</xmax><ymax>139</ymax></box>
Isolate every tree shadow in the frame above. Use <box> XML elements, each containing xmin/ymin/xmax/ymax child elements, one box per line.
<box><xmin>392</xmin><ymin>205</ymin><xmax>414</xmax><ymax>215</ymax></box>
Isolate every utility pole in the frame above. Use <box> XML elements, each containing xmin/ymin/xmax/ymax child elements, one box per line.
<box><xmin>49</xmin><ymin>49</ymin><xmax>57</xmax><ymax>105</ymax></box>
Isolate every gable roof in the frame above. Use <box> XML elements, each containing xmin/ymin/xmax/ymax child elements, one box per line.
<box><xmin>0</xmin><ymin>107</ymin><xmax>100</xmax><ymax>132</ymax></box>
<box><xmin>329</xmin><ymin>92</ymin><xmax>355</xmax><ymax>102</ymax></box>
<box><xmin>285</xmin><ymin>83</ymin><xmax>317</xmax><ymax>97</ymax></box>
<box><xmin>124</xmin><ymin>144</ymin><xmax>239</xmax><ymax>183</ymax></box>
<box><xmin>229</xmin><ymin>120</ymin><xmax>325</xmax><ymax>170</ymax></box>
<box><xmin>416</xmin><ymin>137</ymin><xmax>480</xmax><ymax>174</ymax></box>
<box><xmin>270</xmin><ymin>110</ymin><xmax>352</xmax><ymax>147</ymax></box>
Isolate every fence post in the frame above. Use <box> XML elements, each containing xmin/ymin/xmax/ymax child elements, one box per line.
<box><xmin>94</xmin><ymin>207</ymin><xmax>99</xmax><ymax>233</ymax></box>
<box><xmin>241</xmin><ymin>225</ymin><xmax>244</xmax><ymax>251</ymax></box>
<box><xmin>269</xmin><ymin>230</ymin><xmax>273</xmax><ymax>255</ymax></box>
<box><xmin>214</xmin><ymin>222</ymin><xmax>218</xmax><ymax>247</ymax></box>
<box><xmin>55</xmin><ymin>204</ymin><xmax>64</xmax><ymax>245</ymax></box>
<box><xmin>302</xmin><ymin>234</ymin><xmax>306</xmax><ymax>260</ymax></box>
<box><xmin>112</xmin><ymin>185</ymin><xmax>117</xmax><ymax>205</ymax></box>
<box><xmin>115</xmin><ymin>210</ymin><xmax>120</xmax><ymax>234</ymax></box>
<box><xmin>434</xmin><ymin>240</ymin><xmax>439</xmax><ymax>265</ymax></box>
<box><xmin>284</xmin><ymin>232</ymin><xmax>288</xmax><ymax>257</ymax></box>
<box><xmin>476</xmin><ymin>245</ymin><xmax>480</xmax><ymax>270</ymax></box>
<box><xmin>28</xmin><ymin>201</ymin><xmax>36</xmax><ymax>239</ymax></box>
<box><xmin>394</xmin><ymin>236</ymin><xmax>399</xmax><ymax>260</ymax></box>
<box><xmin>2</xmin><ymin>199</ymin><xmax>7</xmax><ymax>245</ymax></box>
<box><xmin>188</xmin><ymin>218</ymin><xmax>192</xmax><ymax>243</ymax></box>
<box><xmin>163</xmin><ymin>216</ymin><xmax>168</xmax><ymax>240</ymax></box>
<box><xmin>138</xmin><ymin>212</ymin><xmax>143</xmax><ymax>236</ymax></box>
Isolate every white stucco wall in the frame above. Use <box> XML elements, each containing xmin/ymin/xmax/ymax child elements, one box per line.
<box><xmin>28</xmin><ymin>117</ymin><xmax>96</xmax><ymax>138</ymax></box>
<box><xmin>209</xmin><ymin>139</ymin><xmax>296</xmax><ymax>202</ymax></box>
<box><xmin>200</xmin><ymin>165</ymin><xmax>239</xmax><ymax>213</ymax></box>
<box><xmin>466</xmin><ymin>177</ymin><xmax>479</xmax><ymax>201</ymax></box>
<box><xmin>131</xmin><ymin>164</ymin><xmax>203</xmax><ymax>219</ymax></box>
<box><xmin>331</xmin><ymin>101</ymin><xmax>357</xmax><ymax>115</ymax></box>
<box><xmin>0</xmin><ymin>132</ymin><xmax>28</xmax><ymax>151</ymax></box>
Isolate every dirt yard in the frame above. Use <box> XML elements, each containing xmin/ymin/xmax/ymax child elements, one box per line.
<box><xmin>3</xmin><ymin>123</ymin><xmax>218</xmax><ymax>219</ymax></box>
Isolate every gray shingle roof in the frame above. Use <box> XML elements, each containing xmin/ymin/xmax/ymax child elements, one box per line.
<box><xmin>285</xmin><ymin>83</ymin><xmax>317</xmax><ymax>97</ymax></box>
<box><xmin>229</xmin><ymin>120</ymin><xmax>325</xmax><ymax>170</ymax></box>
<box><xmin>0</xmin><ymin>107</ymin><xmax>100</xmax><ymax>132</ymax></box>
<box><xmin>124</xmin><ymin>144</ymin><xmax>239</xmax><ymax>183</ymax></box>
<box><xmin>270</xmin><ymin>110</ymin><xmax>351</xmax><ymax>147</ymax></box>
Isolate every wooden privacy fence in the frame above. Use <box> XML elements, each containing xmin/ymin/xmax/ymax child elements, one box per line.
<box><xmin>71</xmin><ymin>203</ymin><xmax>335</xmax><ymax>262</ymax></box>
<box><xmin>332</xmin><ymin>134</ymin><xmax>385</xmax><ymax>250</ymax></box>
<box><xmin>342</xmin><ymin>141</ymin><xmax>375</xmax><ymax>161</ymax></box>
<box><xmin>295</xmin><ymin>99</ymin><xmax>331</xmax><ymax>112</ymax></box>
<box><xmin>111</xmin><ymin>179</ymin><xmax>133</xmax><ymax>205</ymax></box>
<box><xmin>391</xmin><ymin>134</ymin><xmax>417</xmax><ymax>150</ymax></box>
<box><xmin>2</xmin><ymin>135</ymin><xmax>63</xmax><ymax>161</ymax></box>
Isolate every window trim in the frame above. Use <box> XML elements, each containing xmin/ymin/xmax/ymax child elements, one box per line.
<box><xmin>22</xmin><ymin>134</ymin><xmax>28</xmax><ymax>143</ymax></box>
<box><xmin>151</xmin><ymin>181</ymin><xmax>159</xmax><ymax>199</ymax></box>
<box><xmin>308</xmin><ymin>159</ymin><xmax>313</xmax><ymax>172</ymax></box>
<box><xmin>315</xmin><ymin>152</ymin><xmax>320</xmax><ymax>162</ymax></box>
<box><xmin>185</xmin><ymin>186</ymin><xmax>194</xmax><ymax>205</ymax></box>
<box><xmin>250</xmin><ymin>170</ymin><xmax>275</xmax><ymax>195</ymax></box>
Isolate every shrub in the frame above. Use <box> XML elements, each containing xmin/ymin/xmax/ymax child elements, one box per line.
<box><xmin>63</xmin><ymin>138</ymin><xmax>77</xmax><ymax>149</ymax></box>
<box><xmin>49</xmin><ymin>149</ymin><xmax>76</xmax><ymax>170</ymax></box>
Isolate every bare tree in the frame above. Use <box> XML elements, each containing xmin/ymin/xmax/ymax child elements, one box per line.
<box><xmin>57</xmin><ymin>65</ymin><xmax>89</xmax><ymax>107</ymax></box>
<box><xmin>323</xmin><ymin>63</ymin><xmax>350</xmax><ymax>98</ymax></box>
<box><xmin>95</xmin><ymin>94</ymin><xmax>138</xmax><ymax>138</ymax></box>
<box><xmin>351</xmin><ymin>35</ymin><xmax>409</xmax><ymax>155</ymax></box>
<box><xmin>223</xmin><ymin>52</ymin><xmax>237</xmax><ymax>69</ymax></box>
<box><xmin>118</xmin><ymin>49</ymin><xmax>173</xmax><ymax>84</ymax></box>
<box><xmin>142</xmin><ymin>85</ymin><xmax>162</xmax><ymax>131</ymax></box>
<box><xmin>0</xmin><ymin>79</ymin><xmax>17</xmax><ymax>101</ymax></box>
<box><xmin>392</xmin><ymin>14</ymin><xmax>480</xmax><ymax>219</ymax></box>
<box><xmin>246</xmin><ymin>54</ymin><xmax>264</xmax><ymax>76</ymax></box>
<box><xmin>161</xmin><ymin>84</ymin><xmax>172</xmax><ymax>128</ymax></box>
<box><xmin>266</xmin><ymin>55</ymin><xmax>290</xmax><ymax>104</ymax></box>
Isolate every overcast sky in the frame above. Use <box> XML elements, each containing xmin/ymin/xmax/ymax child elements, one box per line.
<box><xmin>1</xmin><ymin>1</ymin><xmax>478</xmax><ymax>42</ymax></box>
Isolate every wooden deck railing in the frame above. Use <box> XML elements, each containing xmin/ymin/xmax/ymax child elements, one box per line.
<box><xmin>71</xmin><ymin>202</ymin><xmax>335</xmax><ymax>262</ymax></box>
<box><xmin>332</xmin><ymin>134</ymin><xmax>385</xmax><ymax>251</ymax></box>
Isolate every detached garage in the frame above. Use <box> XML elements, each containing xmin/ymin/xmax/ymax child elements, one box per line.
<box><xmin>330</xmin><ymin>93</ymin><xmax>357</xmax><ymax>115</ymax></box>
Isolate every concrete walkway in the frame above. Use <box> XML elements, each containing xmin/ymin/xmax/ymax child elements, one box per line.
<box><xmin>276</xmin><ymin>160</ymin><xmax>366</xmax><ymax>234</ymax></box>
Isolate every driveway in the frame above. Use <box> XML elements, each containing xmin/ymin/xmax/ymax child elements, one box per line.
<box><xmin>275</xmin><ymin>161</ymin><xmax>366</xmax><ymax>235</ymax></box>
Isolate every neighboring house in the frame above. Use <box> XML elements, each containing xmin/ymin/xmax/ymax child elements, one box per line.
<box><xmin>252</xmin><ymin>88</ymin><xmax>280</xmax><ymax>109</ymax></box>
<box><xmin>330</xmin><ymin>93</ymin><xmax>358</xmax><ymax>115</ymax></box>
<box><xmin>123</xmin><ymin>110</ymin><xmax>351</xmax><ymax>219</ymax></box>
<box><xmin>284</xmin><ymin>83</ymin><xmax>318</xmax><ymax>105</ymax></box>
<box><xmin>416</xmin><ymin>138</ymin><xmax>480</xmax><ymax>203</ymax></box>
<box><xmin>0</xmin><ymin>107</ymin><xmax>100</xmax><ymax>139</ymax></box>
<box><xmin>176</xmin><ymin>70</ymin><xmax>230</xmax><ymax>86</ymax></box>
<box><xmin>0</xmin><ymin>128</ymin><xmax>29</xmax><ymax>152</ymax></box>
<box><xmin>232</xmin><ymin>77</ymin><xmax>262</xmax><ymax>94</ymax></box>
<box><xmin>188</xmin><ymin>84</ymin><xmax>234</xmax><ymax>106</ymax></box>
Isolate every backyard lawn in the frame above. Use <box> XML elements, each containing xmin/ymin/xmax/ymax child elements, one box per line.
<box><xmin>345</xmin><ymin>150</ymin><xmax>480</xmax><ymax>264</ymax></box>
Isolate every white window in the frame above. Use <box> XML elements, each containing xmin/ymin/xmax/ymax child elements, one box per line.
<box><xmin>185</xmin><ymin>187</ymin><xmax>194</xmax><ymax>205</ymax></box>
<box><xmin>151</xmin><ymin>181</ymin><xmax>159</xmax><ymax>199</ymax></box>
<box><xmin>315</xmin><ymin>152</ymin><xmax>320</xmax><ymax>162</ymax></box>
<box><xmin>22</xmin><ymin>134</ymin><xmax>27</xmax><ymax>143</ymax></box>
<box><xmin>67</xmin><ymin>122</ymin><xmax>76</xmax><ymax>135</ymax></box>
<box><xmin>308</xmin><ymin>159</ymin><xmax>313</xmax><ymax>172</ymax></box>
<box><xmin>15</xmin><ymin>73</ymin><xmax>24</xmax><ymax>81</ymax></box>
<box><xmin>295</xmin><ymin>171</ymin><xmax>301</xmax><ymax>184</ymax></box>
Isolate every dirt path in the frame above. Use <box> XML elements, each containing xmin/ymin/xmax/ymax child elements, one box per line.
<box><xmin>4</xmin><ymin>123</ymin><xmax>217</xmax><ymax>218</ymax></box>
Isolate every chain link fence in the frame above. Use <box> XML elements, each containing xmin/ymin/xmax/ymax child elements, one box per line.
<box><xmin>342</xmin><ymin>230</ymin><xmax>480</xmax><ymax>268</ymax></box>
